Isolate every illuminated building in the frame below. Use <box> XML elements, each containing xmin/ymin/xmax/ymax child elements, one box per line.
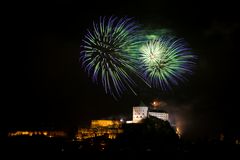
<box><xmin>76</xmin><ymin>120</ymin><xmax>123</xmax><ymax>141</ymax></box>
<box><xmin>91</xmin><ymin>120</ymin><xmax>121</xmax><ymax>128</ymax></box>
<box><xmin>148</xmin><ymin>110</ymin><xmax>169</xmax><ymax>121</ymax></box>
<box><xmin>8</xmin><ymin>130</ymin><xmax>67</xmax><ymax>138</ymax></box>
<box><xmin>128</xmin><ymin>104</ymin><xmax>180</xmax><ymax>136</ymax></box>
<box><xmin>132</xmin><ymin>106</ymin><xmax>148</xmax><ymax>123</ymax></box>
<box><xmin>127</xmin><ymin>103</ymin><xmax>171</xmax><ymax>123</ymax></box>
<box><xmin>75</xmin><ymin>128</ymin><xmax>96</xmax><ymax>140</ymax></box>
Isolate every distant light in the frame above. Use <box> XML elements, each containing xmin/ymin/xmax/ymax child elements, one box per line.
<box><xmin>176</xmin><ymin>127</ymin><xmax>181</xmax><ymax>137</ymax></box>
<box><xmin>126</xmin><ymin>120</ymin><xmax>133</xmax><ymax>124</ymax></box>
<box><xmin>151</xmin><ymin>99</ymin><xmax>161</xmax><ymax>108</ymax></box>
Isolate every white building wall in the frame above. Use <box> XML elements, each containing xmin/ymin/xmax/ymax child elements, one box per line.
<box><xmin>148</xmin><ymin>112</ymin><xmax>169</xmax><ymax>121</ymax></box>
<box><xmin>133</xmin><ymin>106</ymin><xmax>148</xmax><ymax>123</ymax></box>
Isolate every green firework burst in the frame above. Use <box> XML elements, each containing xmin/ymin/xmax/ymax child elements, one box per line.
<box><xmin>139</xmin><ymin>36</ymin><xmax>196</xmax><ymax>90</ymax></box>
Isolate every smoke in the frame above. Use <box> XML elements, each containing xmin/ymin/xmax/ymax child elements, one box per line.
<box><xmin>161</xmin><ymin>102</ymin><xmax>192</xmax><ymax>134</ymax></box>
<box><xmin>160</xmin><ymin>98</ymin><xmax>211</xmax><ymax>140</ymax></box>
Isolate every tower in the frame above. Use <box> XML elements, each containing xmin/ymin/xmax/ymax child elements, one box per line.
<box><xmin>132</xmin><ymin>106</ymin><xmax>148</xmax><ymax>123</ymax></box>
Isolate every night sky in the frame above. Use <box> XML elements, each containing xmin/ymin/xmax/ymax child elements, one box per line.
<box><xmin>3</xmin><ymin>0</ymin><xmax>240</xmax><ymax>139</ymax></box>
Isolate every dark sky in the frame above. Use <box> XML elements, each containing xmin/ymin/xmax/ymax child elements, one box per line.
<box><xmin>3</xmin><ymin>0</ymin><xmax>240</xmax><ymax>138</ymax></box>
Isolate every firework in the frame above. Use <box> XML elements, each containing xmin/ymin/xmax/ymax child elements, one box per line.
<box><xmin>139</xmin><ymin>36</ymin><xmax>196</xmax><ymax>90</ymax></box>
<box><xmin>80</xmin><ymin>16</ymin><xmax>141</xmax><ymax>99</ymax></box>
